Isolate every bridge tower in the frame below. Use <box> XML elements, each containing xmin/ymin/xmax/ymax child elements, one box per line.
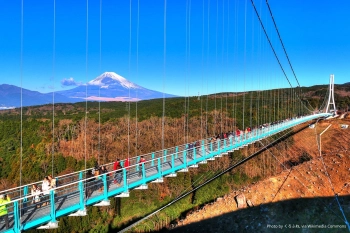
<box><xmin>325</xmin><ymin>74</ymin><xmax>337</xmax><ymax>113</ymax></box>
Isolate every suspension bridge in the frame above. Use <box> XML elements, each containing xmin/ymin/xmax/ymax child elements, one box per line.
<box><xmin>0</xmin><ymin>0</ymin><xmax>348</xmax><ymax>232</ymax></box>
<box><xmin>0</xmin><ymin>111</ymin><xmax>334</xmax><ymax>232</ymax></box>
<box><xmin>0</xmin><ymin>74</ymin><xmax>338</xmax><ymax>231</ymax></box>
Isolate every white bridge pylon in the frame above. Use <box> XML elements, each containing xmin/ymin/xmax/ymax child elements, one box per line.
<box><xmin>325</xmin><ymin>74</ymin><xmax>337</xmax><ymax>114</ymax></box>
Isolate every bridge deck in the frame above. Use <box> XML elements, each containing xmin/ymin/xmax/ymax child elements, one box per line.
<box><xmin>0</xmin><ymin>113</ymin><xmax>329</xmax><ymax>232</ymax></box>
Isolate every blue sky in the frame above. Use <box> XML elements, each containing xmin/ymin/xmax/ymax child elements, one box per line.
<box><xmin>0</xmin><ymin>0</ymin><xmax>349</xmax><ymax>96</ymax></box>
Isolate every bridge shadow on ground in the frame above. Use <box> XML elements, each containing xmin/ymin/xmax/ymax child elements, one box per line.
<box><xmin>162</xmin><ymin>195</ymin><xmax>350</xmax><ymax>233</ymax></box>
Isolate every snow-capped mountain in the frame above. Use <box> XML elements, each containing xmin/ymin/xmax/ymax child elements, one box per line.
<box><xmin>57</xmin><ymin>72</ymin><xmax>176</xmax><ymax>101</ymax></box>
<box><xmin>88</xmin><ymin>72</ymin><xmax>139</xmax><ymax>89</ymax></box>
<box><xmin>0</xmin><ymin>72</ymin><xmax>176</xmax><ymax>108</ymax></box>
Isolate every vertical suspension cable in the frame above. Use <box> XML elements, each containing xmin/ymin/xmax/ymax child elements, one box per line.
<box><xmin>52</xmin><ymin>0</ymin><xmax>56</xmax><ymax>177</ymax></box>
<box><xmin>128</xmin><ymin>0</ymin><xmax>132</xmax><ymax>159</ymax></box>
<box><xmin>135</xmin><ymin>0</ymin><xmax>139</xmax><ymax>156</ymax></box>
<box><xmin>98</xmin><ymin>0</ymin><xmax>102</xmax><ymax>164</ymax></box>
<box><xmin>220</xmin><ymin>0</ymin><xmax>224</xmax><ymax>134</ymax></box>
<box><xmin>242</xmin><ymin>0</ymin><xmax>247</xmax><ymax>130</ymax></box>
<box><xmin>200</xmin><ymin>0</ymin><xmax>205</xmax><ymax>139</ymax></box>
<box><xmin>250</xmin><ymin>2</ymin><xmax>254</xmax><ymax>129</ymax></box>
<box><xmin>257</xmin><ymin>0</ymin><xmax>261</xmax><ymax>128</ymax></box>
<box><xmin>84</xmin><ymin>0</ymin><xmax>89</xmax><ymax>186</ymax></box>
<box><xmin>214</xmin><ymin>0</ymin><xmax>218</xmax><ymax>135</ymax></box>
<box><xmin>225</xmin><ymin>0</ymin><xmax>229</xmax><ymax>133</ymax></box>
<box><xmin>205</xmin><ymin>0</ymin><xmax>210</xmax><ymax>137</ymax></box>
<box><xmin>19</xmin><ymin>0</ymin><xmax>24</xmax><ymax>211</ymax></box>
<box><xmin>184</xmin><ymin>0</ymin><xmax>187</xmax><ymax>144</ymax></box>
<box><xmin>183</xmin><ymin>0</ymin><xmax>187</xmax><ymax>144</ymax></box>
<box><xmin>186</xmin><ymin>0</ymin><xmax>191</xmax><ymax>143</ymax></box>
<box><xmin>233</xmin><ymin>0</ymin><xmax>239</xmax><ymax>132</ymax></box>
<box><xmin>162</xmin><ymin>0</ymin><xmax>166</xmax><ymax>150</ymax></box>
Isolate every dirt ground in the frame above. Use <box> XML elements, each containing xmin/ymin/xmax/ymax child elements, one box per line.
<box><xmin>169</xmin><ymin>116</ymin><xmax>350</xmax><ymax>233</ymax></box>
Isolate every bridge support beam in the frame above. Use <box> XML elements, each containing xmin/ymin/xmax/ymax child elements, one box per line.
<box><xmin>178</xmin><ymin>168</ymin><xmax>189</xmax><ymax>172</ymax></box>
<box><xmin>115</xmin><ymin>197</ymin><xmax>121</xmax><ymax>217</ymax></box>
<box><xmin>115</xmin><ymin>192</ymin><xmax>130</xmax><ymax>198</ymax></box>
<box><xmin>93</xmin><ymin>200</ymin><xmax>111</xmax><ymax>207</ymax></box>
<box><xmin>68</xmin><ymin>209</ymin><xmax>87</xmax><ymax>216</ymax></box>
<box><xmin>36</xmin><ymin>221</ymin><xmax>59</xmax><ymax>229</ymax></box>
<box><xmin>151</xmin><ymin>178</ymin><xmax>164</xmax><ymax>182</ymax></box>
<box><xmin>135</xmin><ymin>184</ymin><xmax>148</xmax><ymax>190</ymax></box>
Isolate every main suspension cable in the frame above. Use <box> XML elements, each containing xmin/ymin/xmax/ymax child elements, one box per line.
<box><xmin>250</xmin><ymin>0</ymin><xmax>313</xmax><ymax>113</ymax></box>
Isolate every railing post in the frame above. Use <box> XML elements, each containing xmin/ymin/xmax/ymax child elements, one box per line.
<box><xmin>193</xmin><ymin>148</ymin><xmax>196</xmax><ymax>161</ymax></box>
<box><xmin>102</xmin><ymin>174</ymin><xmax>108</xmax><ymax>200</ymax></box>
<box><xmin>157</xmin><ymin>158</ymin><xmax>162</xmax><ymax>178</ymax></box>
<box><xmin>23</xmin><ymin>185</ymin><xmax>28</xmax><ymax>203</ymax></box>
<box><xmin>136</xmin><ymin>156</ymin><xmax>140</xmax><ymax>171</ymax></box>
<box><xmin>175</xmin><ymin>146</ymin><xmax>178</xmax><ymax>158</ymax></box>
<box><xmin>123</xmin><ymin>168</ymin><xmax>128</xmax><ymax>189</ymax></box>
<box><xmin>78</xmin><ymin>171</ymin><xmax>85</xmax><ymax>210</ymax></box>
<box><xmin>202</xmin><ymin>143</ymin><xmax>205</xmax><ymax>157</ymax></box>
<box><xmin>163</xmin><ymin>149</ymin><xmax>167</xmax><ymax>162</ymax></box>
<box><xmin>13</xmin><ymin>201</ymin><xmax>20</xmax><ymax>233</ymax></box>
<box><xmin>142</xmin><ymin>163</ymin><xmax>146</xmax><ymax>180</ymax></box>
<box><xmin>210</xmin><ymin>142</ymin><xmax>213</xmax><ymax>153</ymax></box>
<box><xmin>183</xmin><ymin>150</ymin><xmax>187</xmax><ymax>166</ymax></box>
<box><xmin>171</xmin><ymin>154</ymin><xmax>175</xmax><ymax>172</ymax></box>
<box><xmin>151</xmin><ymin>153</ymin><xmax>155</xmax><ymax>166</ymax></box>
<box><xmin>50</xmin><ymin>190</ymin><xmax>57</xmax><ymax>223</ymax></box>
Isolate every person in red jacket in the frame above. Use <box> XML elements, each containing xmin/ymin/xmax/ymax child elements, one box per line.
<box><xmin>236</xmin><ymin>129</ymin><xmax>241</xmax><ymax>136</ymax></box>
<box><xmin>138</xmin><ymin>156</ymin><xmax>146</xmax><ymax>177</ymax></box>
<box><xmin>124</xmin><ymin>158</ymin><xmax>130</xmax><ymax>170</ymax></box>
<box><xmin>113</xmin><ymin>158</ymin><xmax>122</xmax><ymax>185</ymax></box>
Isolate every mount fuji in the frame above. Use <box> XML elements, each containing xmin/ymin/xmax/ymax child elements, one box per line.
<box><xmin>57</xmin><ymin>72</ymin><xmax>176</xmax><ymax>101</ymax></box>
<box><xmin>0</xmin><ymin>72</ymin><xmax>177</xmax><ymax>108</ymax></box>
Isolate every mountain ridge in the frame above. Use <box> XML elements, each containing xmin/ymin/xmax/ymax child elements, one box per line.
<box><xmin>0</xmin><ymin>72</ymin><xmax>177</xmax><ymax>108</ymax></box>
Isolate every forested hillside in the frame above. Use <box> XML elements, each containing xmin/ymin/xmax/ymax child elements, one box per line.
<box><xmin>0</xmin><ymin>84</ymin><xmax>349</xmax><ymax>232</ymax></box>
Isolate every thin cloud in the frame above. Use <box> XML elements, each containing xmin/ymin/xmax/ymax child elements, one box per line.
<box><xmin>61</xmin><ymin>77</ymin><xmax>82</xmax><ymax>87</ymax></box>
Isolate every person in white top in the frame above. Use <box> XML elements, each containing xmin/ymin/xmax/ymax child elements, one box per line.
<box><xmin>41</xmin><ymin>176</ymin><xmax>51</xmax><ymax>206</ymax></box>
<box><xmin>31</xmin><ymin>184</ymin><xmax>41</xmax><ymax>207</ymax></box>
<box><xmin>48</xmin><ymin>175</ymin><xmax>56</xmax><ymax>188</ymax></box>
<box><xmin>42</xmin><ymin>177</ymin><xmax>50</xmax><ymax>195</ymax></box>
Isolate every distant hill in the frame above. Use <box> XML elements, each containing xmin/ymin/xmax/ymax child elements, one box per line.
<box><xmin>0</xmin><ymin>84</ymin><xmax>74</xmax><ymax>108</ymax></box>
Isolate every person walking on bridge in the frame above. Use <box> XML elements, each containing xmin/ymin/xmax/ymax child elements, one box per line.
<box><xmin>138</xmin><ymin>156</ymin><xmax>146</xmax><ymax>177</ymax></box>
<box><xmin>42</xmin><ymin>177</ymin><xmax>50</xmax><ymax>206</ymax></box>
<box><xmin>0</xmin><ymin>194</ymin><xmax>11</xmax><ymax>230</ymax></box>
<box><xmin>113</xmin><ymin>158</ymin><xmax>123</xmax><ymax>186</ymax></box>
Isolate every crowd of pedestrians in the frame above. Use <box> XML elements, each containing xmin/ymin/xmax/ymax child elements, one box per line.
<box><xmin>0</xmin><ymin>173</ymin><xmax>58</xmax><ymax>230</ymax></box>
